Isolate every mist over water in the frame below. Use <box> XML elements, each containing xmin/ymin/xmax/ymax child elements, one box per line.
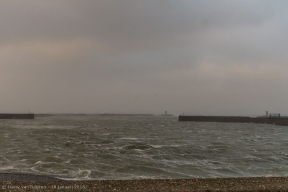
<box><xmin>0</xmin><ymin>115</ymin><xmax>287</xmax><ymax>180</ymax></box>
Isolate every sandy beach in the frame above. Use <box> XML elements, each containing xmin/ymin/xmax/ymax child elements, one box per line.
<box><xmin>0</xmin><ymin>173</ymin><xmax>288</xmax><ymax>191</ymax></box>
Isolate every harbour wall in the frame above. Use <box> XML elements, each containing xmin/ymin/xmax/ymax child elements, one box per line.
<box><xmin>0</xmin><ymin>114</ymin><xmax>34</xmax><ymax>119</ymax></box>
<box><xmin>178</xmin><ymin>115</ymin><xmax>288</xmax><ymax>126</ymax></box>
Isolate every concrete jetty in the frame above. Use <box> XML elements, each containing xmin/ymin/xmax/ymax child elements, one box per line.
<box><xmin>0</xmin><ymin>114</ymin><xmax>34</xmax><ymax>119</ymax></box>
<box><xmin>178</xmin><ymin>115</ymin><xmax>288</xmax><ymax>126</ymax></box>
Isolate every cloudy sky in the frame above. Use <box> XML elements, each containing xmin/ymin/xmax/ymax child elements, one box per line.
<box><xmin>1</xmin><ymin>0</ymin><xmax>288</xmax><ymax>115</ymax></box>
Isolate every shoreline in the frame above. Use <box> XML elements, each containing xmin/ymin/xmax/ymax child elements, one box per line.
<box><xmin>0</xmin><ymin>173</ymin><xmax>288</xmax><ymax>191</ymax></box>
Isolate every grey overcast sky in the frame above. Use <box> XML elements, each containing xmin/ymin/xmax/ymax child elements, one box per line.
<box><xmin>1</xmin><ymin>0</ymin><xmax>288</xmax><ymax>115</ymax></box>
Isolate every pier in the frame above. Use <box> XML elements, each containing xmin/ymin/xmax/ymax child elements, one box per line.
<box><xmin>0</xmin><ymin>114</ymin><xmax>34</xmax><ymax>119</ymax></box>
<box><xmin>178</xmin><ymin>115</ymin><xmax>288</xmax><ymax>126</ymax></box>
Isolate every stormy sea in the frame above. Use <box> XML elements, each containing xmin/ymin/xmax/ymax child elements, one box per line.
<box><xmin>0</xmin><ymin>115</ymin><xmax>287</xmax><ymax>180</ymax></box>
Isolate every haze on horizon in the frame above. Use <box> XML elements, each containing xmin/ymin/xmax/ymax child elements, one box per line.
<box><xmin>1</xmin><ymin>0</ymin><xmax>288</xmax><ymax>116</ymax></box>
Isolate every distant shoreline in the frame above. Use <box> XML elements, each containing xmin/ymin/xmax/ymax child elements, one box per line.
<box><xmin>35</xmin><ymin>113</ymin><xmax>175</xmax><ymax>117</ymax></box>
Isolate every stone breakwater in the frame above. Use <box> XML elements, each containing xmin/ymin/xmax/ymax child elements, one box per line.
<box><xmin>178</xmin><ymin>115</ymin><xmax>288</xmax><ymax>126</ymax></box>
<box><xmin>0</xmin><ymin>173</ymin><xmax>288</xmax><ymax>191</ymax></box>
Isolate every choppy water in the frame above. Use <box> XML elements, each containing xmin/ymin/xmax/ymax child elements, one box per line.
<box><xmin>0</xmin><ymin>115</ymin><xmax>288</xmax><ymax>180</ymax></box>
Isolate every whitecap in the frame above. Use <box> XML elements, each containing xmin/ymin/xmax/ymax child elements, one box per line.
<box><xmin>71</xmin><ymin>169</ymin><xmax>92</xmax><ymax>179</ymax></box>
<box><xmin>64</xmin><ymin>159</ymin><xmax>71</xmax><ymax>164</ymax></box>
<box><xmin>134</xmin><ymin>149</ymin><xmax>143</xmax><ymax>152</ymax></box>
<box><xmin>44</xmin><ymin>149</ymin><xmax>51</xmax><ymax>153</ymax></box>
<box><xmin>150</xmin><ymin>145</ymin><xmax>163</xmax><ymax>149</ymax></box>
<box><xmin>118</xmin><ymin>137</ymin><xmax>138</xmax><ymax>140</ymax></box>
<box><xmin>0</xmin><ymin>166</ymin><xmax>15</xmax><ymax>171</ymax></box>
<box><xmin>169</xmin><ymin>144</ymin><xmax>181</xmax><ymax>147</ymax></box>
<box><xmin>34</xmin><ymin>161</ymin><xmax>43</xmax><ymax>165</ymax></box>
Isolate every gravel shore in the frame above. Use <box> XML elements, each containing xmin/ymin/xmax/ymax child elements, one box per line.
<box><xmin>0</xmin><ymin>173</ymin><xmax>288</xmax><ymax>191</ymax></box>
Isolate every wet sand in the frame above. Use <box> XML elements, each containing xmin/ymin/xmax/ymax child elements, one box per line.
<box><xmin>1</xmin><ymin>173</ymin><xmax>288</xmax><ymax>191</ymax></box>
